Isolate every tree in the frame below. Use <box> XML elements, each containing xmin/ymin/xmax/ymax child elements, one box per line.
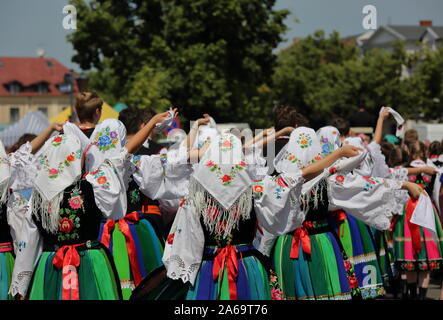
<box><xmin>272</xmin><ymin>31</ymin><xmax>423</xmax><ymax>128</ymax></box>
<box><xmin>68</xmin><ymin>0</ymin><xmax>288</xmax><ymax>128</ymax></box>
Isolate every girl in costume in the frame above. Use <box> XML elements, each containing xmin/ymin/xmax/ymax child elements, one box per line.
<box><xmin>392</xmin><ymin>141</ymin><xmax>443</xmax><ymax>300</ymax></box>
<box><xmin>271</xmin><ymin>126</ymin><xmax>422</xmax><ymax>300</ymax></box>
<box><xmin>98</xmin><ymin>112</ymin><xmax>196</xmax><ymax>299</ymax></box>
<box><xmin>132</xmin><ymin>132</ymin><xmax>366</xmax><ymax>300</ymax></box>
<box><xmin>2</xmin><ymin>123</ymin><xmax>64</xmax><ymax>299</ymax></box>
<box><xmin>9</xmin><ymin>111</ymin><xmax>173</xmax><ymax>300</ymax></box>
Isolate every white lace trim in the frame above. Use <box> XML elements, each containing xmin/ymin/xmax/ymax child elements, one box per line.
<box><xmin>165</xmin><ymin>255</ymin><xmax>201</xmax><ymax>285</ymax></box>
<box><xmin>8</xmin><ymin>270</ymin><xmax>33</xmax><ymax>297</ymax></box>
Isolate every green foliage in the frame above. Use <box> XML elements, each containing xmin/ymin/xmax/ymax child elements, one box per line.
<box><xmin>68</xmin><ymin>0</ymin><xmax>288</xmax><ymax>127</ymax></box>
<box><xmin>273</xmin><ymin>32</ymin><xmax>443</xmax><ymax>126</ymax></box>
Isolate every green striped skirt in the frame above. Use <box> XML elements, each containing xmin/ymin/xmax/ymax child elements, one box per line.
<box><xmin>28</xmin><ymin>242</ymin><xmax>122</xmax><ymax>300</ymax></box>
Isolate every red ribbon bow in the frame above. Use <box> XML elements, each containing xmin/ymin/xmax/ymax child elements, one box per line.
<box><xmin>331</xmin><ymin>209</ymin><xmax>347</xmax><ymax>237</ymax></box>
<box><xmin>212</xmin><ymin>245</ymin><xmax>239</xmax><ymax>300</ymax></box>
<box><xmin>406</xmin><ymin>197</ymin><xmax>422</xmax><ymax>255</ymax></box>
<box><xmin>101</xmin><ymin>211</ymin><xmax>143</xmax><ymax>286</ymax></box>
<box><xmin>52</xmin><ymin>244</ymin><xmax>83</xmax><ymax>300</ymax></box>
<box><xmin>290</xmin><ymin>225</ymin><xmax>311</xmax><ymax>259</ymax></box>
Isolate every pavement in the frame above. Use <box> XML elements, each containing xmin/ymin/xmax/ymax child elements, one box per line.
<box><xmin>382</xmin><ymin>275</ymin><xmax>442</xmax><ymax>300</ymax></box>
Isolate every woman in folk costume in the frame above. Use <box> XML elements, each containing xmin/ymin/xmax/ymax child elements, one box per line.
<box><xmin>9</xmin><ymin>111</ymin><xmax>173</xmax><ymax>300</ymax></box>
<box><xmin>271</xmin><ymin>126</ymin><xmax>422</xmax><ymax>300</ymax></box>
<box><xmin>326</xmin><ymin>112</ymin><xmax>392</xmax><ymax>298</ymax></box>
<box><xmin>132</xmin><ymin>132</ymin><xmax>366</xmax><ymax>301</ymax></box>
<box><xmin>0</xmin><ymin>140</ymin><xmax>13</xmax><ymax>300</ymax></box>
<box><xmin>391</xmin><ymin>140</ymin><xmax>443</xmax><ymax>300</ymax></box>
<box><xmin>98</xmin><ymin>112</ymin><xmax>194</xmax><ymax>299</ymax></box>
<box><xmin>0</xmin><ymin>124</ymin><xmax>65</xmax><ymax>299</ymax></box>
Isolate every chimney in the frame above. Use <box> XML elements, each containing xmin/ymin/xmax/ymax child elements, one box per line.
<box><xmin>420</xmin><ymin>20</ymin><xmax>432</xmax><ymax>26</ymax></box>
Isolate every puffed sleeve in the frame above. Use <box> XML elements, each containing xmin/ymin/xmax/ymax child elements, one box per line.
<box><xmin>8</xmin><ymin>142</ymin><xmax>36</xmax><ymax>191</ymax></box>
<box><xmin>328</xmin><ymin>172</ymin><xmax>403</xmax><ymax>230</ymax></box>
<box><xmin>253</xmin><ymin>171</ymin><xmax>305</xmax><ymax>235</ymax></box>
<box><xmin>385</xmin><ymin>167</ymin><xmax>410</xmax><ymax>216</ymax></box>
<box><xmin>132</xmin><ymin>152</ymin><xmax>192</xmax><ymax>200</ymax></box>
<box><xmin>85</xmin><ymin>148</ymin><xmax>131</xmax><ymax>220</ymax></box>
<box><xmin>162</xmin><ymin>198</ymin><xmax>204</xmax><ymax>285</ymax></box>
<box><xmin>367</xmin><ymin>142</ymin><xmax>390</xmax><ymax>178</ymax></box>
<box><xmin>244</xmin><ymin>145</ymin><xmax>268</xmax><ymax>181</ymax></box>
<box><xmin>9</xmin><ymin>194</ymin><xmax>43</xmax><ymax>297</ymax></box>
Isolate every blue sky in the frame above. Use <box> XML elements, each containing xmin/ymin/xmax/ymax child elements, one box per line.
<box><xmin>1</xmin><ymin>0</ymin><xmax>442</xmax><ymax>72</ymax></box>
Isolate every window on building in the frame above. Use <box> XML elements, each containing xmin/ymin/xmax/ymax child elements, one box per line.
<box><xmin>9</xmin><ymin>82</ymin><xmax>21</xmax><ymax>94</ymax></box>
<box><xmin>10</xmin><ymin>108</ymin><xmax>19</xmax><ymax>123</ymax></box>
<box><xmin>38</xmin><ymin>107</ymin><xmax>48</xmax><ymax>116</ymax></box>
<box><xmin>37</xmin><ymin>82</ymin><xmax>49</xmax><ymax>94</ymax></box>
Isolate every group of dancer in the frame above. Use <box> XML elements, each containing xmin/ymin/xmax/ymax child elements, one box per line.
<box><xmin>0</xmin><ymin>91</ymin><xmax>441</xmax><ymax>300</ymax></box>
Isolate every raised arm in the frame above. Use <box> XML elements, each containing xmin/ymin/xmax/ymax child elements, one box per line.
<box><xmin>184</xmin><ymin>114</ymin><xmax>210</xmax><ymax>150</ymax></box>
<box><xmin>301</xmin><ymin>145</ymin><xmax>362</xmax><ymax>181</ymax></box>
<box><xmin>125</xmin><ymin>109</ymin><xmax>177</xmax><ymax>154</ymax></box>
<box><xmin>249</xmin><ymin>127</ymin><xmax>294</xmax><ymax>149</ymax></box>
<box><xmin>373</xmin><ymin>107</ymin><xmax>390</xmax><ymax>145</ymax></box>
<box><xmin>30</xmin><ymin>123</ymin><xmax>63</xmax><ymax>154</ymax></box>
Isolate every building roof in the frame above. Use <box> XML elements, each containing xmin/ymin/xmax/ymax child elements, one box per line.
<box><xmin>387</xmin><ymin>25</ymin><xmax>430</xmax><ymax>41</ymax></box>
<box><xmin>0</xmin><ymin>57</ymin><xmax>79</xmax><ymax>96</ymax></box>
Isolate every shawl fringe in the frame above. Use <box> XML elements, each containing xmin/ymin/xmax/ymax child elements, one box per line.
<box><xmin>189</xmin><ymin>179</ymin><xmax>252</xmax><ymax>240</ymax></box>
<box><xmin>31</xmin><ymin>190</ymin><xmax>63</xmax><ymax>234</ymax></box>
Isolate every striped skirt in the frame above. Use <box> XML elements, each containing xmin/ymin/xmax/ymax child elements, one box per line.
<box><xmin>99</xmin><ymin>211</ymin><xmax>164</xmax><ymax>300</ymax></box>
<box><xmin>28</xmin><ymin>241</ymin><xmax>121</xmax><ymax>300</ymax></box>
<box><xmin>186</xmin><ymin>245</ymin><xmax>272</xmax><ymax>300</ymax></box>
<box><xmin>329</xmin><ymin>213</ymin><xmax>385</xmax><ymax>299</ymax></box>
<box><xmin>0</xmin><ymin>242</ymin><xmax>14</xmax><ymax>300</ymax></box>
<box><xmin>393</xmin><ymin>202</ymin><xmax>443</xmax><ymax>272</ymax></box>
<box><xmin>273</xmin><ymin>220</ymin><xmax>359</xmax><ymax>300</ymax></box>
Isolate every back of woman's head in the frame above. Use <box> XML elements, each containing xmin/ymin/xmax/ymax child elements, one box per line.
<box><xmin>7</xmin><ymin>133</ymin><xmax>37</xmax><ymax>153</ymax></box>
<box><xmin>429</xmin><ymin>141</ymin><xmax>442</xmax><ymax>157</ymax></box>
<box><xmin>404</xmin><ymin>129</ymin><xmax>419</xmax><ymax>145</ymax></box>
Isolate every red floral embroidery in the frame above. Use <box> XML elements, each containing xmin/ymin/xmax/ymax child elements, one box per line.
<box><xmin>277</xmin><ymin>176</ymin><xmax>287</xmax><ymax>187</ymax></box>
<box><xmin>59</xmin><ymin>217</ymin><xmax>74</xmax><ymax>233</ymax></box>
<box><xmin>68</xmin><ymin>196</ymin><xmax>83</xmax><ymax>210</ymax></box>
<box><xmin>336</xmin><ymin>175</ymin><xmax>345</xmax><ymax>183</ymax></box>
<box><xmin>348</xmin><ymin>275</ymin><xmax>359</xmax><ymax>289</ymax></box>
<box><xmin>363</xmin><ymin>176</ymin><xmax>376</xmax><ymax>184</ymax></box>
<box><xmin>329</xmin><ymin>167</ymin><xmax>337</xmax><ymax>174</ymax></box>
<box><xmin>97</xmin><ymin>176</ymin><xmax>107</xmax><ymax>185</ymax></box>
<box><xmin>221</xmin><ymin>175</ymin><xmax>231</xmax><ymax>183</ymax></box>
<box><xmin>344</xmin><ymin>260</ymin><xmax>352</xmax><ymax>272</ymax></box>
<box><xmin>66</xmin><ymin>154</ymin><xmax>75</xmax><ymax>162</ymax></box>
<box><xmin>254</xmin><ymin>185</ymin><xmax>264</xmax><ymax>193</ymax></box>
<box><xmin>167</xmin><ymin>233</ymin><xmax>175</xmax><ymax>245</ymax></box>
<box><xmin>206</xmin><ymin>160</ymin><xmax>214</xmax><ymax>167</ymax></box>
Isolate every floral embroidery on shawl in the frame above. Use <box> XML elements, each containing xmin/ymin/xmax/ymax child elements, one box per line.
<box><xmin>94</xmin><ymin>127</ymin><xmax>119</xmax><ymax>152</ymax></box>
<box><xmin>39</xmin><ymin>149</ymin><xmax>81</xmax><ymax>179</ymax></box>
<box><xmin>252</xmin><ymin>180</ymin><xmax>264</xmax><ymax>197</ymax></box>
<box><xmin>297</xmin><ymin>132</ymin><xmax>312</xmax><ymax>149</ymax></box>
<box><xmin>285</xmin><ymin>151</ymin><xmax>321</xmax><ymax>169</ymax></box>
<box><xmin>218</xmin><ymin>135</ymin><xmax>235</xmax><ymax>152</ymax></box>
<box><xmin>51</xmin><ymin>135</ymin><xmax>67</xmax><ymax>147</ymax></box>
<box><xmin>205</xmin><ymin>160</ymin><xmax>247</xmax><ymax>186</ymax></box>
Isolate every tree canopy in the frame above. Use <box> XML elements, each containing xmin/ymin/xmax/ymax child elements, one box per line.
<box><xmin>68</xmin><ymin>1</ymin><xmax>443</xmax><ymax>129</ymax></box>
<box><xmin>68</xmin><ymin>0</ymin><xmax>288</xmax><ymax>128</ymax></box>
